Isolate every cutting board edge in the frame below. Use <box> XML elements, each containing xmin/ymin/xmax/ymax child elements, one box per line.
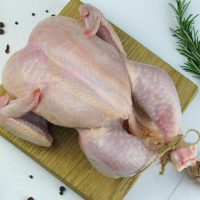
<box><xmin>183</xmin><ymin>85</ymin><xmax>199</xmax><ymax>112</ymax></box>
<box><xmin>0</xmin><ymin>131</ymin><xmax>89</xmax><ymax>200</ymax></box>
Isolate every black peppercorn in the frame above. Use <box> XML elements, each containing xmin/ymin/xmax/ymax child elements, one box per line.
<box><xmin>59</xmin><ymin>186</ymin><xmax>66</xmax><ymax>191</ymax></box>
<box><xmin>29</xmin><ymin>175</ymin><xmax>34</xmax><ymax>179</ymax></box>
<box><xmin>0</xmin><ymin>22</ymin><xmax>5</xmax><ymax>28</ymax></box>
<box><xmin>0</xmin><ymin>28</ymin><xmax>5</xmax><ymax>35</ymax></box>
<box><xmin>27</xmin><ymin>197</ymin><xmax>34</xmax><ymax>200</ymax></box>
<box><xmin>5</xmin><ymin>44</ymin><xmax>10</xmax><ymax>54</ymax></box>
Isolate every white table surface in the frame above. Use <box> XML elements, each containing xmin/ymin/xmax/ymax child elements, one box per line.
<box><xmin>0</xmin><ymin>0</ymin><xmax>200</xmax><ymax>200</ymax></box>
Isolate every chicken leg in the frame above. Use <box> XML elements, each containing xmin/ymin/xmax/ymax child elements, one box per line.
<box><xmin>77</xmin><ymin>119</ymin><xmax>157</xmax><ymax>178</ymax></box>
<box><xmin>126</xmin><ymin>60</ymin><xmax>197</xmax><ymax>171</ymax></box>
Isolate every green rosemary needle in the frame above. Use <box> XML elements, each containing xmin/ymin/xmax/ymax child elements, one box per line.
<box><xmin>169</xmin><ymin>0</ymin><xmax>200</xmax><ymax>78</ymax></box>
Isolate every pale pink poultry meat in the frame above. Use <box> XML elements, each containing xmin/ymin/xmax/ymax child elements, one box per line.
<box><xmin>0</xmin><ymin>4</ymin><xmax>197</xmax><ymax>178</ymax></box>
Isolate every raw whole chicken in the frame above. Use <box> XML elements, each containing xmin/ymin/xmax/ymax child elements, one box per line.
<box><xmin>0</xmin><ymin>4</ymin><xmax>197</xmax><ymax>178</ymax></box>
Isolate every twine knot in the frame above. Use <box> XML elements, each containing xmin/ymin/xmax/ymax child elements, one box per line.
<box><xmin>144</xmin><ymin>129</ymin><xmax>200</xmax><ymax>175</ymax></box>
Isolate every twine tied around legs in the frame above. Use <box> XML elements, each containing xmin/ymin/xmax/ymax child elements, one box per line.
<box><xmin>135</xmin><ymin>129</ymin><xmax>200</xmax><ymax>177</ymax></box>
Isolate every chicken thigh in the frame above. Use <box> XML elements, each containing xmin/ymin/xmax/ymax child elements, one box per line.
<box><xmin>0</xmin><ymin>4</ymin><xmax>197</xmax><ymax>178</ymax></box>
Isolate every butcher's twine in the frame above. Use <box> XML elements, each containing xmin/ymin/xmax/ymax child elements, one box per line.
<box><xmin>135</xmin><ymin>129</ymin><xmax>200</xmax><ymax>177</ymax></box>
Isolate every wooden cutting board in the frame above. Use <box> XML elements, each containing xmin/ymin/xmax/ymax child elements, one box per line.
<box><xmin>0</xmin><ymin>0</ymin><xmax>198</xmax><ymax>199</ymax></box>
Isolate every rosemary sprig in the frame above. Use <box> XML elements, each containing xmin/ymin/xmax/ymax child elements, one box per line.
<box><xmin>169</xmin><ymin>0</ymin><xmax>200</xmax><ymax>78</ymax></box>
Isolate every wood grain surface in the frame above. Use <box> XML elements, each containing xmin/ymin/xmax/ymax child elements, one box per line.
<box><xmin>0</xmin><ymin>0</ymin><xmax>198</xmax><ymax>199</ymax></box>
